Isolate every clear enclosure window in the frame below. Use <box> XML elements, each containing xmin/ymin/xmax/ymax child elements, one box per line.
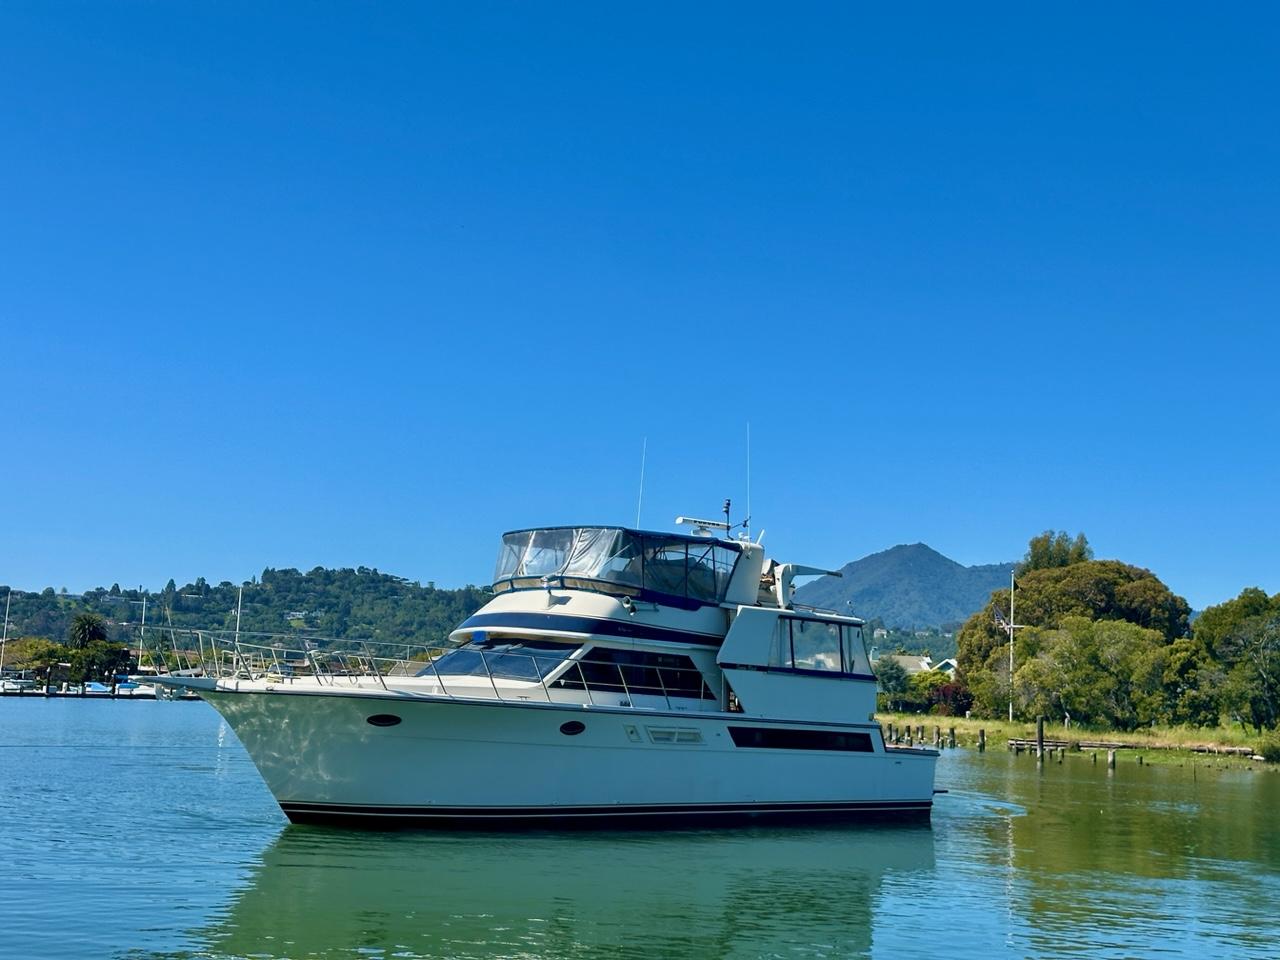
<box><xmin>492</xmin><ymin>527</ymin><xmax>740</xmax><ymax>603</ymax></box>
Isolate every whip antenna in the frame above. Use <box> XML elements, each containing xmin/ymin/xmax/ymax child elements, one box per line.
<box><xmin>635</xmin><ymin>437</ymin><xmax>647</xmax><ymax>528</ymax></box>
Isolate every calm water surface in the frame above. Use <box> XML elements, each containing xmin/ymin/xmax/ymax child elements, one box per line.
<box><xmin>2</xmin><ymin>699</ymin><xmax>1278</xmax><ymax>959</ymax></box>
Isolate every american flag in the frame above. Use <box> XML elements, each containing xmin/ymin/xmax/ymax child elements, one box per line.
<box><xmin>993</xmin><ymin>607</ymin><xmax>1010</xmax><ymax>628</ymax></box>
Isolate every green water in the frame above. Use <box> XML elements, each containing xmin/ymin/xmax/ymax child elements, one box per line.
<box><xmin>2</xmin><ymin>699</ymin><xmax>1278</xmax><ymax>958</ymax></box>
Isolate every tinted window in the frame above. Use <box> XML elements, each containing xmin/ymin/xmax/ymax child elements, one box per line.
<box><xmin>420</xmin><ymin>638</ymin><xmax>576</xmax><ymax>681</ymax></box>
<box><xmin>558</xmin><ymin>647</ymin><xmax>716</xmax><ymax>700</ymax></box>
<box><xmin>728</xmin><ymin>726</ymin><xmax>873</xmax><ymax>752</ymax></box>
<box><xmin>687</xmin><ymin>541</ymin><xmax>737</xmax><ymax>600</ymax></box>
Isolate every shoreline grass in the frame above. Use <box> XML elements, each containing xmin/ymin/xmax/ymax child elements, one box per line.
<box><xmin>875</xmin><ymin>712</ymin><xmax>1275</xmax><ymax>768</ymax></box>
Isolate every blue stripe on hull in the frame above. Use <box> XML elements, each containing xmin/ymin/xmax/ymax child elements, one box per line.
<box><xmin>279</xmin><ymin>799</ymin><xmax>933</xmax><ymax>830</ymax></box>
<box><xmin>457</xmin><ymin>612</ymin><xmax>722</xmax><ymax>646</ymax></box>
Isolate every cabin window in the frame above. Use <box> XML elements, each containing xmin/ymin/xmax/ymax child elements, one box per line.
<box><xmin>417</xmin><ymin>637</ymin><xmax>577</xmax><ymax>681</ymax></box>
<box><xmin>768</xmin><ymin>618</ymin><xmax>793</xmax><ymax>668</ymax></box>
<box><xmin>791</xmin><ymin>619</ymin><xmax>842</xmax><ymax>671</ymax></box>
<box><xmin>728</xmin><ymin>726</ymin><xmax>874</xmax><ymax>752</ymax></box>
<box><xmin>767</xmin><ymin>617</ymin><xmax>870</xmax><ymax>676</ymax></box>
<box><xmin>557</xmin><ymin>648</ymin><xmax>717</xmax><ymax>700</ymax></box>
<box><xmin>842</xmin><ymin>625</ymin><xmax>870</xmax><ymax>675</ymax></box>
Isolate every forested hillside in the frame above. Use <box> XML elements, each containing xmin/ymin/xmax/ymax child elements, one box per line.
<box><xmin>0</xmin><ymin>567</ymin><xmax>489</xmax><ymax>651</ymax></box>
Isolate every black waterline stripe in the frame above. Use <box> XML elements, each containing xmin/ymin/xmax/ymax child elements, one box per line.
<box><xmin>280</xmin><ymin>800</ymin><xmax>932</xmax><ymax>817</ymax></box>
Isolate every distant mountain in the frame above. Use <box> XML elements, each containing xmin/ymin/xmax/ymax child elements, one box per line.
<box><xmin>793</xmin><ymin>543</ymin><xmax>1014</xmax><ymax>629</ymax></box>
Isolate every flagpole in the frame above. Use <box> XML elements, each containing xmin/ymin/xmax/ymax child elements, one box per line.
<box><xmin>1008</xmin><ymin>571</ymin><xmax>1015</xmax><ymax>723</ymax></box>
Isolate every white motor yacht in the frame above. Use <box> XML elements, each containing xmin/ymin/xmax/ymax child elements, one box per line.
<box><xmin>153</xmin><ymin>521</ymin><xmax>939</xmax><ymax>826</ymax></box>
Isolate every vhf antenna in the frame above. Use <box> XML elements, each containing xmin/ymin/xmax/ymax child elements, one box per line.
<box><xmin>635</xmin><ymin>436</ymin><xmax>647</xmax><ymax>528</ymax></box>
<box><xmin>744</xmin><ymin>421</ymin><xmax>751</xmax><ymax>539</ymax></box>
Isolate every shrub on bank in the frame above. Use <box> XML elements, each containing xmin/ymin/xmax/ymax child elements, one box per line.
<box><xmin>1257</xmin><ymin>730</ymin><xmax>1280</xmax><ymax>763</ymax></box>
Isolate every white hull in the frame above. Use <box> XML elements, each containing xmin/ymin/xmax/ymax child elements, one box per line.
<box><xmin>201</xmin><ymin>684</ymin><xmax>937</xmax><ymax>826</ymax></box>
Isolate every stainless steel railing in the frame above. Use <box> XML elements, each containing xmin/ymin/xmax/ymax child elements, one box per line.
<box><xmin>141</xmin><ymin>628</ymin><xmax>721</xmax><ymax>712</ymax></box>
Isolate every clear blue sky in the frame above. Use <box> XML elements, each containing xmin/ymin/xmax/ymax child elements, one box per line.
<box><xmin>2</xmin><ymin>4</ymin><xmax>1276</xmax><ymax>610</ymax></box>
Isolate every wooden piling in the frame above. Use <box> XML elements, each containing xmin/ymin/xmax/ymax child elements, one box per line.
<box><xmin>933</xmin><ymin>725</ymin><xmax>941</xmax><ymax>748</ymax></box>
<box><xmin>978</xmin><ymin>729</ymin><xmax>986</xmax><ymax>752</ymax></box>
<box><xmin>1107</xmin><ymin>749</ymin><xmax>1116</xmax><ymax>768</ymax></box>
<box><xmin>948</xmin><ymin>726</ymin><xmax>957</xmax><ymax>748</ymax></box>
<box><xmin>1137</xmin><ymin>755</ymin><xmax>1143</xmax><ymax>766</ymax></box>
<box><xmin>1092</xmin><ymin>751</ymin><xmax>1097</xmax><ymax>764</ymax></box>
<box><xmin>1036</xmin><ymin>716</ymin><xmax>1045</xmax><ymax>759</ymax></box>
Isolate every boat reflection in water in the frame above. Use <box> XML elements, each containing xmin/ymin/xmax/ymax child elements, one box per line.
<box><xmin>195</xmin><ymin>824</ymin><xmax>935</xmax><ymax>959</ymax></box>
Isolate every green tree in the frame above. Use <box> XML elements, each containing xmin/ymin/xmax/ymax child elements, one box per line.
<box><xmin>958</xmin><ymin>555</ymin><xmax>1190</xmax><ymax>719</ymax></box>
<box><xmin>67</xmin><ymin>612</ymin><xmax>108</xmax><ymax>650</ymax></box>
<box><xmin>1193</xmin><ymin>587</ymin><xmax>1279</xmax><ymax>660</ymax></box>
<box><xmin>1018</xmin><ymin>531</ymin><xmax>1093</xmax><ymax>575</ymax></box>
<box><xmin>908</xmin><ymin>670</ymin><xmax>949</xmax><ymax>707</ymax></box>
<box><xmin>68</xmin><ymin>641</ymin><xmax>132</xmax><ymax>684</ymax></box>
<box><xmin>874</xmin><ymin>657</ymin><xmax>910</xmax><ymax>711</ymax></box>
<box><xmin>874</xmin><ymin>657</ymin><xmax>909</xmax><ymax>694</ymax></box>
<box><xmin>1009</xmin><ymin>617</ymin><xmax>1168</xmax><ymax>729</ymax></box>
<box><xmin>1217</xmin><ymin>614</ymin><xmax>1280</xmax><ymax>732</ymax></box>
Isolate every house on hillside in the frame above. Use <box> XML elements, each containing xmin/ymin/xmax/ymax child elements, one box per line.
<box><xmin>933</xmin><ymin>657</ymin><xmax>958</xmax><ymax>676</ymax></box>
<box><xmin>870</xmin><ymin>653</ymin><xmax>959</xmax><ymax>677</ymax></box>
<box><xmin>872</xmin><ymin>653</ymin><xmax>935</xmax><ymax>676</ymax></box>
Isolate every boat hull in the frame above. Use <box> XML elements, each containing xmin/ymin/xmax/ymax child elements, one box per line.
<box><xmin>201</xmin><ymin>686</ymin><xmax>937</xmax><ymax>828</ymax></box>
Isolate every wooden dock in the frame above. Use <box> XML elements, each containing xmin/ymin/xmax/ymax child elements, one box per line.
<box><xmin>0</xmin><ymin>688</ymin><xmax>201</xmax><ymax>701</ymax></box>
<box><xmin>1007</xmin><ymin>737</ymin><xmax>1254</xmax><ymax>756</ymax></box>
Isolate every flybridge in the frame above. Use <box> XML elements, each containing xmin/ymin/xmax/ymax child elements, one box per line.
<box><xmin>492</xmin><ymin>526</ymin><xmax>742</xmax><ymax>607</ymax></box>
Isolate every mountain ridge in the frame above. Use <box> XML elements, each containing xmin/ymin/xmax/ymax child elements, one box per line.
<box><xmin>793</xmin><ymin>543</ymin><xmax>1014</xmax><ymax>629</ymax></box>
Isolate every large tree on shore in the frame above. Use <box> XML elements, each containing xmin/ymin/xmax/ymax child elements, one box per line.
<box><xmin>957</xmin><ymin>533</ymin><xmax>1191</xmax><ymax>719</ymax></box>
<box><xmin>67</xmin><ymin>612</ymin><xmax>108</xmax><ymax>650</ymax></box>
<box><xmin>1192</xmin><ymin>589</ymin><xmax>1280</xmax><ymax>732</ymax></box>
<box><xmin>1019</xmin><ymin>531</ymin><xmax>1093</xmax><ymax>574</ymax></box>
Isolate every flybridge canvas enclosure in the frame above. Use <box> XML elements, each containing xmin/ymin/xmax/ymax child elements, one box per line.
<box><xmin>493</xmin><ymin>527</ymin><xmax>741</xmax><ymax>605</ymax></box>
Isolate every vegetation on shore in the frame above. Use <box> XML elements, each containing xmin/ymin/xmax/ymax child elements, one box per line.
<box><xmin>1</xmin><ymin>568</ymin><xmax>487</xmax><ymax>679</ymax></box>
<box><xmin>874</xmin><ymin>711</ymin><xmax>1272</xmax><ymax>763</ymax></box>
<box><xmin>876</xmin><ymin>531</ymin><xmax>1280</xmax><ymax>763</ymax></box>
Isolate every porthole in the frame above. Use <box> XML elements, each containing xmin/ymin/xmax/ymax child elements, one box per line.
<box><xmin>559</xmin><ymin>720</ymin><xmax>586</xmax><ymax>736</ymax></box>
<box><xmin>366</xmin><ymin>714</ymin><xmax>402</xmax><ymax>727</ymax></box>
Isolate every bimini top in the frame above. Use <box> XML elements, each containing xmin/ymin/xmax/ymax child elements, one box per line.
<box><xmin>493</xmin><ymin>526</ymin><xmax>742</xmax><ymax>608</ymax></box>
